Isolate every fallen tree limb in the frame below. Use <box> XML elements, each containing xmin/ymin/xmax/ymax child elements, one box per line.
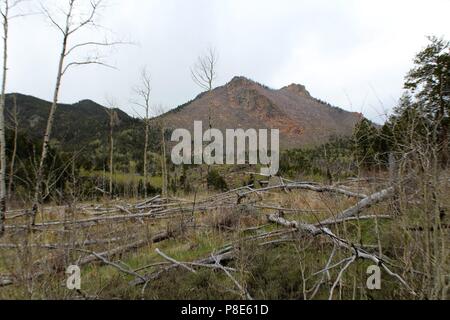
<box><xmin>0</xmin><ymin>231</ymin><xmax>173</xmax><ymax>288</ymax></box>
<box><xmin>328</xmin><ymin>255</ymin><xmax>357</xmax><ymax>300</ymax></box>
<box><xmin>8</xmin><ymin>210</ymin><xmax>188</xmax><ymax>229</ymax></box>
<box><xmin>78</xmin><ymin>249</ymin><xmax>147</xmax><ymax>282</ymax></box>
<box><xmin>0</xmin><ymin>237</ymin><xmax>127</xmax><ymax>250</ymax></box>
<box><xmin>289</xmin><ymin>184</ymin><xmax>367</xmax><ymax>199</ymax></box>
<box><xmin>309</xmin><ymin>245</ymin><xmax>336</xmax><ymax>300</ymax></box>
<box><xmin>131</xmin><ymin>246</ymin><xmax>235</xmax><ymax>286</ymax></box>
<box><xmin>77</xmin><ymin>232</ymin><xmax>170</xmax><ymax>266</ymax></box>
<box><xmin>212</xmin><ymin>254</ymin><xmax>253</xmax><ymax>300</ymax></box>
<box><xmin>320</xmin><ymin>187</ymin><xmax>394</xmax><ymax>225</ymax></box>
<box><xmin>155</xmin><ymin>248</ymin><xmax>197</xmax><ymax>274</ymax></box>
<box><xmin>0</xmin><ymin>277</ymin><xmax>12</xmax><ymax>287</ymax></box>
<box><xmin>267</xmin><ymin>213</ymin><xmax>416</xmax><ymax>296</ymax></box>
<box><xmin>317</xmin><ymin>215</ymin><xmax>393</xmax><ymax>226</ymax></box>
<box><xmin>241</xmin><ymin>183</ymin><xmax>367</xmax><ymax>199</ymax></box>
<box><xmin>253</xmin><ymin>204</ymin><xmax>326</xmax><ymax>214</ymax></box>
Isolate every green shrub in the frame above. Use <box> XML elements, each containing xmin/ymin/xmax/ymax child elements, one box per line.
<box><xmin>207</xmin><ymin>169</ymin><xmax>228</xmax><ymax>191</ymax></box>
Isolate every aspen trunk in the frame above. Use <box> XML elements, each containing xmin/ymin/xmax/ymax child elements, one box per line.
<box><xmin>161</xmin><ymin>126</ymin><xmax>168</xmax><ymax>197</ymax></box>
<box><xmin>31</xmin><ymin>15</ymin><xmax>70</xmax><ymax>225</ymax></box>
<box><xmin>143</xmin><ymin>119</ymin><xmax>149</xmax><ymax>198</ymax></box>
<box><xmin>0</xmin><ymin>1</ymin><xmax>9</xmax><ymax>236</ymax></box>
<box><xmin>7</xmin><ymin>94</ymin><xmax>17</xmax><ymax>199</ymax></box>
<box><xmin>109</xmin><ymin>111</ymin><xmax>114</xmax><ymax>198</ymax></box>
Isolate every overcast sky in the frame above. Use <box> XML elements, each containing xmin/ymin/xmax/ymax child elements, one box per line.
<box><xmin>6</xmin><ymin>0</ymin><xmax>450</xmax><ymax>123</ymax></box>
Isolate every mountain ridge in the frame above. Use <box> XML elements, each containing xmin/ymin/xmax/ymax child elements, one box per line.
<box><xmin>5</xmin><ymin>76</ymin><xmax>362</xmax><ymax>152</ymax></box>
<box><xmin>159</xmin><ymin>76</ymin><xmax>362</xmax><ymax>148</ymax></box>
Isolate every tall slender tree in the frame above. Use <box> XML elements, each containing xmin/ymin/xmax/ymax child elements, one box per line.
<box><xmin>404</xmin><ymin>36</ymin><xmax>450</xmax><ymax>166</ymax></box>
<box><xmin>191</xmin><ymin>46</ymin><xmax>218</xmax><ymax>187</ymax></box>
<box><xmin>191</xmin><ymin>46</ymin><xmax>218</xmax><ymax>129</ymax></box>
<box><xmin>7</xmin><ymin>93</ymin><xmax>18</xmax><ymax>199</ymax></box>
<box><xmin>105</xmin><ymin>97</ymin><xmax>119</xmax><ymax>198</ymax></box>
<box><xmin>132</xmin><ymin>68</ymin><xmax>151</xmax><ymax>198</ymax></box>
<box><xmin>153</xmin><ymin>104</ymin><xmax>168</xmax><ymax>197</ymax></box>
<box><xmin>0</xmin><ymin>0</ymin><xmax>26</xmax><ymax>236</ymax></box>
<box><xmin>31</xmin><ymin>0</ymin><xmax>119</xmax><ymax>224</ymax></box>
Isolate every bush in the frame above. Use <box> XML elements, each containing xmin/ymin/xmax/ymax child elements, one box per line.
<box><xmin>207</xmin><ymin>169</ymin><xmax>228</xmax><ymax>191</ymax></box>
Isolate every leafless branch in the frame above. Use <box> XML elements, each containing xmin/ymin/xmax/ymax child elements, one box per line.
<box><xmin>191</xmin><ymin>46</ymin><xmax>218</xmax><ymax>92</ymax></box>
<box><xmin>212</xmin><ymin>254</ymin><xmax>253</xmax><ymax>300</ymax></box>
<box><xmin>62</xmin><ymin>59</ymin><xmax>116</xmax><ymax>75</ymax></box>
<box><xmin>328</xmin><ymin>255</ymin><xmax>357</xmax><ymax>300</ymax></box>
<box><xmin>155</xmin><ymin>248</ymin><xmax>197</xmax><ymax>274</ymax></box>
<box><xmin>78</xmin><ymin>249</ymin><xmax>147</xmax><ymax>282</ymax></box>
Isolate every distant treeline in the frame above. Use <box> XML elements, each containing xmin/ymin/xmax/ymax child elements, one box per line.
<box><xmin>5</xmin><ymin>37</ymin><xmax>449</xmax><ymax>202</ymax></box>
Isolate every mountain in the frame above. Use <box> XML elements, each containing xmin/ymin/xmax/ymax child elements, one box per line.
<box><xmin>4</xmin><ymin>76</ymin><xmax>362</xmax><ymax>154</ymax></box>
<box><xmin>4</xmin><ymin>93</ymin><xmax>140</xmax><ymax>151</ymax></box>
<box><xmin>160</xmin><ymin>76</ymin><xmax>362</xmax><ymax>148</ymax></box>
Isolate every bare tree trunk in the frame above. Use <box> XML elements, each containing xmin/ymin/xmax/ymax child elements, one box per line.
<box><xmin>31</xmin><ymin>0</ymin><xmax>116</xmax><ymax>222</ymax></box>
<box><xmin>133</xmin><ymin>69</ymin><xmax>152</xmax><ymax>198</ymax></box>
<box><xmin>161</xmin><ymin>126</ymin><xmax>168</xmax><ymax>197</ymax></box>
<box><xmin>7</xmin><ymin>93</ymin><xmax>17</xmax><ymax>199</ymax></box>
<box><xmin>191</xmin><ymin>46</ymin><xmax>218</xmax><ymax>189</ymax></box>
<box><xmin>108</xmin><ymin>110</ymin><xmax>114</xmax><ymax>198</ymax></box>
<box><xmin>31</xmin><ymin>18</ymin><xmax>70</xmax><ymax>225</ymax></box>
<box><xmin>143</xmin><ymin>119</ymin><xmax>149</xmax><ymax>197</ymax></box>
<box><xmin>0</xmin><ymin>0</ymin><xmax>9</xmax><ymax>236</ymax></box>
<box><xmin>107</xmin><ymin>107</ymin><xmax>116</xmax><ymax>198</ymax></box>
<box><xmin>438</xmin><ymin>73</ymin><xmax>449</xmax><ymax>167</ymax></box>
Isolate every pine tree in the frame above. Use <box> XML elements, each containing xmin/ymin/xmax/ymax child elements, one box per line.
<box><xmin>404</xmin><ymin>36</ymin><xmax>450</xmax><ymax>166</ymax></box>
<box><xmin>353</xmin><ymin>118</ymin><xmax>378</xmax><ymax>168</ymax></box>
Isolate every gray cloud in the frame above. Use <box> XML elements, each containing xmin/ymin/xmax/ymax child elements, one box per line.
<box><xmin>5</xmin><ymin>0</ymin><xmax>450</xmax><ymax>123</ymax></box>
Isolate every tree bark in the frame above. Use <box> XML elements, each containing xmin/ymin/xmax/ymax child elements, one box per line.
<box><xmin>320</xmin><ymin>186</ymin><xmax>394</xmax><ymax>225</ymax></box>
<box><xmin>143</xmin><ymin>118</ymin><xmax>149</xmax><ymax>197</ymax></box>
<box><xmin>31</xmin><ymin>4</ymin><xmax>73</xmax><ymax>225</ymax></box>
<box><xmin>7</xmin><ymin>93</ymin><xmax>17</xmax><ymax>199</ymax></box>
<box><xmin>108</xmin><ymin>110</ymin><xmax>114</xmax><ymax>198</ymax></box>
<box><xmin>0</xmin><ymin>0</ymin><xmax>9</xmax><ymax>236</ymax></box>
<box><xmin>161</xmin><ymin>126</ymin><xmax>168</xmax><ymax>197</ymax></box>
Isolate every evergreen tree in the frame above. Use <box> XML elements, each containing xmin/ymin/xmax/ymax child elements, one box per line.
<box><xmin>404</xmin><ymin>36</ymin><xmax>450</xmax><ymax>165</ymax></box>
<box><xmin>207</xmin><ymin>169</ymin><xmax>228</xmax><ymax>191</ymax></box>
<box><xmin>353</xmin><ymin>118</ymin><xmax>379</xmax><ymax>168</ymax></box>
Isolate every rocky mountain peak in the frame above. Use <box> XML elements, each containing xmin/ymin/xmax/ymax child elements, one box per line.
<box><xmin>226</xmin><ymin>76</ymin><xmax>257</xmax><ymax>89</ymax></box>
<box><xmin>280</xmin><ymin>83</ymin><xmax>311</xmax><ymax>97</ymax></box>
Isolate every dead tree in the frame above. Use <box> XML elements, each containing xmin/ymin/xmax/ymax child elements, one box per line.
<box><xmin>191</xmin><ymin>46</ymin><xmax>218</xmax><ymax>94</ymax></box>
<box><xmin>105</xmin><ymin>98</ymin><xmax>119</xmax><ymax>198</ymax></box>
<box><xmin>191</xmin><ymin>46</ymin><xmax>218</xmax><ymax>186</ymax></box>
<box><xmin>0</xmin><ymin>0</ymin><xmax>26</xmax><ymax>236</ymax></box>
<box><xmin>153</xmin><ymin>104</ymin><xmax>168</xmax><ymax>197</ymax></box>
<box><xmin>191</xmin><ymin>46</ymin><xmax>218</xmax><ymax>131</ymax></box>
<box><xmin>31</xmin><ymin>0</ymin><xmax>120</xmax><ymax>224</ymax></box>
<box><xmin>132</xmin><ymin>68</ymin><xmax>151</xmax><ymax>198</ymax></box>
<box><xmin>7</xmin><ymin>93</ymin><xmax>18</xmax><ymax>199</ymax></box>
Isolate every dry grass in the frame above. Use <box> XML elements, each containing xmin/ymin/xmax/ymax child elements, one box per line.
<box><xmin>0</xmin><ymin>171</ymin><xmax>448</xmax><ymax>300</ymax></box>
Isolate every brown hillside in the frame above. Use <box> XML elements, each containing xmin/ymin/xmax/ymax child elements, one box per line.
<box><xmin>161</xmin><ymin>76</ymin><xmax>361</xmax><ymax>148</ymax></box>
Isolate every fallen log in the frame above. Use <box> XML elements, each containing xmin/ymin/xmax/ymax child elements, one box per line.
<box><xmin>289</xmin><ymin>184</ymin><xmax>368</xmax><ymax>199</ymax></box>
<box><xmin>0</xmin><ymin>277</ymin><xmax>12</xmax><ymax>286</ymax></box>
<box><xmin>0</xmin><ymin>230</ymin><xmax>173</xmax><ymax>288</ymax></box>
<box><xmin>267</xmin><ymin>213</ymin><xmax>416</xmax><ymax>296</ymax></box>
<box><xmin>131</xmin><ymin>246</ymin><xmax>234</xmax><ymax>286</ymax></box>
<box><xmin>318</xmin><ymin>215</ymin><xmax>393</xmax><ymax>226</ymax></box>
<box><xmin>77</xmin><ymin>232</ymin><xmax>170</xmax><ymax>266</ymax></box>
<box><xmin>0</xmin><ymin>237</ymin><xmax>127</xmax><ymax>250</ymax></box>
<box><xmin>320</xmin><ymin>186</ymin><xmax>394</xmax><ymax>225</ymax></box>
<box><xmin>8</xmin><ymin>209</ymin><xmax>189</xmax><ymax>228</ymax></box>
<box><xmin>240</xmin><ymin>183</ymin><xmax>367</xmax><ymax>199</ymax></box>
